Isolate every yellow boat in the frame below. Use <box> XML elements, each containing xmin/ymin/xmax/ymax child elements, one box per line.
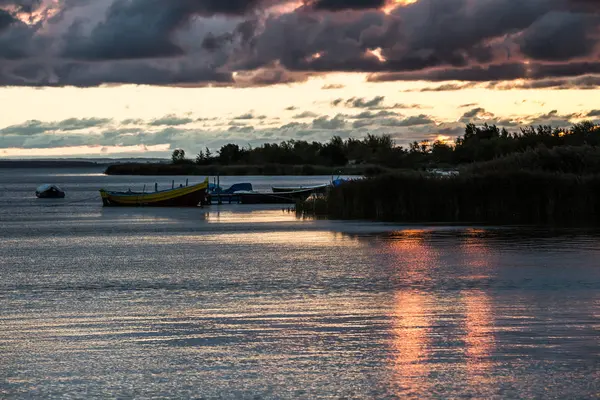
<box><xmin>100</xmin><ymin>178</ymin><xmax>209</xmax><ymax>207</ymax></box>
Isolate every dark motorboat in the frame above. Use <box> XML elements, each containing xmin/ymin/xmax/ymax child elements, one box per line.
<box><xmin>271</xmin><ymin>183</ymin><xmax>329</xmax><ymax>193</ymax></box>
<box><xmin>238</xmin><ymin>187</ymin><xmax>319</xmax><ymax>204</ymax></box>
<box><xmin>209</xmin><ymin>182</ymin><xmax>253</xmax><ymax>195</ymax></box>
<box><xmin>35</xmin><ymin>184</ymin><xmax>65</xmax><ymax>199</ymax></box>
<box><xmin>207</xmin><ymin>183</ymin><xmax>254</xmax><ymax>204</ymax></box>
<box><xmin>99</xmin><ymin>178</ymin><xmax>209</xmax><ymax>207</ymax></box>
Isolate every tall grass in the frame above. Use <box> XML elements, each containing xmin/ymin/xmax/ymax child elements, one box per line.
<box><xmin>298</xmin><ymin>170</ymin><xmax>600</xmax><ymax>224</ymax></box>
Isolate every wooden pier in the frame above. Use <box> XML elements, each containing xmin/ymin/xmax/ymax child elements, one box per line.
<box><xmin>206</xmin><ymin>193</ymin><xmax>242</xmax><ymax>205</ymax></box>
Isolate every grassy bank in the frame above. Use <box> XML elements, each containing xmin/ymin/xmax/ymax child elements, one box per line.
<box><xmin>298</xmin><ymin>170</ymin><xmax>600</xmax><ymax>224</ymax></box>
<box><xmin>104</xmin><ymin>163</ymin><xmax>388</xmax><ymax>176</ymax></box>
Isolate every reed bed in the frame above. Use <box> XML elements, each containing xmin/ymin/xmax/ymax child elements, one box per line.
<box><xmin>298</xmin><ymin>170</ymin><xmax>600</xmax><ymax>224</ymax></box>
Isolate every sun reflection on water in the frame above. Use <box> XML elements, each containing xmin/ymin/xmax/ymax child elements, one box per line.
<box><xmin>384</xmin><ymin>227</ymin><xmax>499</xmax><ymax>395</ymax></box>
<box><xmin>206</xmin><ymin>209</ymin><xmax>298</xmax><ymax>224</ymax></box>
<box><xmin>464</xmin><ymin>290</ymin><xmax>495</xmax><ymax>374</ymax></box>
<box><xmin>391</xmin><ymin>291</ymin><xmax>431</xmax><ymax>394</ymax></box>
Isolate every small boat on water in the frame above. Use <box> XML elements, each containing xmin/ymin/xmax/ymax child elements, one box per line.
<box><xmin>271</xmin><ymin>183</ymin><xmax>329</xmax><ymax>193</ymax></box>
<box><xmin>239</xmin><ymin>187</ymin><xmax>320</xmax><ymax>204</ymax></box>
<box><xmin>209</xmin><ymin>182</ymin><xmax>253</xmax><ymax>195</ymax></box>
<box><xmin>35</xmin><ymin>184</ymin><xmax>65</xmax><ymax>199</ymax></box>
<box><xmin>100</xmin><ymin>178</ymin><xmax>209</xmax><ymax>207</ymax></box>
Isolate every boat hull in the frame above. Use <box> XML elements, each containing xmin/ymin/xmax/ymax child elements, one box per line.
<box><xmin>239</xmin><ymin>188</ymin><xmax>317</xmax><ymax>204</ymax></box>
<box><xmin>35</xmin><ymin>184</ymin><xmax>65</xmax><ymax>198</ymax></box>
<box><xmin>100</xmin><ymin>179</ymin><xmax>208</xmax><ymax>207</ymax></box>
<box><xmin>36</xmin><ymin>191</ymin><xmax>65</xmax><ymax>199</ymax></box>
<box><xmin>272</xmin><ymin>184</ymin><xmax>328</xmax><ymax>193</ymax></box>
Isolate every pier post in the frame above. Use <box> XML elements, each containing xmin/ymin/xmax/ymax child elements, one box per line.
<box><xmin>186</xmin><ymin>179</ymin><xmax>188</xmax><ymax>187</ymax></box>
<box><xmin>155</xmin><ymin>183</ymin><xmax>158</xmax><ymax>192</ymax></box>
<box><xmin>172</xmin><ymin>180</ymin><xmax>174</xmax><ymax>189</ymax></box>
<box><xmin>217</xmin><ymin>174</ymin><xmax>222</xmax><ymax>205</ymax></box>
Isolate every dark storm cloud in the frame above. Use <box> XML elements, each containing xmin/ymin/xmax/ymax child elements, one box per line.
<box><xmin>0</xmin><ymin>9</ymin><xmax>15</xmax><ymax>31</ymax></box>
<box><xmin>518</xmin><ymin>12</ymin><xmax>599</xmax><ymax>61</ymax></box>
<box><xmin>0</xmin><ymin>0</ymin><xmax>43</xmax><ymax>13</ymax></box>
<box><xmin>62</xmin><ymin>0</ymin><xmax>269</xmax><ymax>60</ymax></box>
<box><xmin>233</xmin><ymin>0</ymin><xmax>600</xmax><ymax>82</ymax></box>
<box><xmin>2</xmin><ymin>0</ymin><xmax>600</xmax><ymax>87</ymax></box>
<box><xmin>368</xmin><ymin>62</ymin><xmax>600</xmax><ymax>82</ymax></box>
<box><xmin>238</xmin><ymin>0</ymin><xmax>582</xmax><ymax>72</ymax></box>
<box><xmin>0</xmin><ymin>60</ymin><xmax>234</xmax><ymax>87</ymax></box>
<box><xmin>0</xmin><ymin>8</ymin><xmax>40</xmax><ymax>60</ymax></box>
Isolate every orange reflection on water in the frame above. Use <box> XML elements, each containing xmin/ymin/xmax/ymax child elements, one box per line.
<box><xmin>461</xmin><ymin>230</ymin><xmax>496</xmax><ymax>374</ymax></box>
<box><xmin>387</xmin><ymin>229</ymin><xmax>434</xmax><ymax>282</ymax></box>
<box><xmin>386</xmin><ymin>227</ymin><xmax>498</xmax><ymax>394</ymax></box>
<box><xmin>391</xmin><ymin>291</ymin><xmax>431</xmax><ymax>395</ymax></box>
<box><xmin>461</xmin><ymin>228</ymin><xmax>497</xmax><ymax>279</ymax></box>
<box><xmin>206</xmin><ymin>209</ymin><xmax>298</xmax><ymax>224</ymax></box>
<box><xmin>464</xmin><ymin>290</ymin><xmax>495</xmax><ymax>375</ymax></box>
<box><xmin>387</xmin><ymin>230</ymin><xmax>434</xmax><ymax>394</ymax></box>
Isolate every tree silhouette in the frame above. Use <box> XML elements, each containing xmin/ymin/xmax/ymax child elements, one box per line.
<box><xmin>171</xmin><ymin>149</ymin><xmax>186</xmax><ymax>164</ymax></box>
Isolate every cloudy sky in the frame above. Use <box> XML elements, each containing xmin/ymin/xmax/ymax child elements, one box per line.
<box><xmin>0</xmin><ymin>0</ymin><xmax>599</xmax><ymax>158</ymax></box>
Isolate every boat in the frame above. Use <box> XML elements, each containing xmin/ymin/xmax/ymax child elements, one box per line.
<box><xmin>35</xmin><ymin>184</ymin><xmax>65</xmax><ymax>198</ymax></box>
<box><xmin>206</xmin><ymin>183</ymin><xmax>254</xmax><ymax>204</ymax></box>
<box><xmin>209</xmin><ymin>182</ymin><xmax>253</xmax><ymax>195</ymax></box>
<box><xmin>239</xmin><ymin>187</ymin><xmax>319</xmax><ymax>204</ymax></box>
<box><xmin>271</xmin><ymin>183</ymin><xmax>329</xmax><ymax>193</ymax></box>
<box><xmin>99</xmin><ymin>178</ymin><xmax>209</xmax><ymax>207</ymax></box>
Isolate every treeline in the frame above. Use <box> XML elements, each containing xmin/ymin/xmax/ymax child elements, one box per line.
<box><xmin>173</xmin><ymin>121</ymin><xmax>599</xmax><ymax>169</ymax></box>
<box><xmin>295</xmin><ymin>120</ymin><xmax>600</xmax><ymax>225</ymax></box>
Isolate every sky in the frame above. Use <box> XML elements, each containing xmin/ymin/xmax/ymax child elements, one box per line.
<box><xmin>0</xmin><ymin>0</ymin><xmax>599</xmax><ymax>158</ymax></box>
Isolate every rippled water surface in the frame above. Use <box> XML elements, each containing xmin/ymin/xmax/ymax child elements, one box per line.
<box><xmin>1</xmin><ymin>168</ymin><xmax>599</xmax><ymax>399</ymax></box>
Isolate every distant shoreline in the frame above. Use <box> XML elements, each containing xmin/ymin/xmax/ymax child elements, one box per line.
<box><xmin>104</xmin><ymin>163</ymin><xmax>376</xmax><ymax>176</ymax></box>
<box><xmin>0</xmin><ymin>160</ymin><xmax>101</xmax><ymax>168</ymax></box>
<box><xmin>0</xmin><ymin>160</ymin><xmax>169</xmax><ymax>169</ymax></box>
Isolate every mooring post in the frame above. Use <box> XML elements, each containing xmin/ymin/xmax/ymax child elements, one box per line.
<box><xmin>172</xmin><ymin>180</ymin><xmax>174</xmax><ymax>189</ymax></box>
<box><xmin>186</xmin><ymin>179</ymin><xmax>188</xmax><ymax>186</ymax></box>
<box><xmin>155</xmin><ymin>182</ymin><xmax>158</xmax><ymax>192</ymax></box>
<box><xmin>217</xmin><ymin>174</ymin><xmax>222</xmax><ymax>205</ymax></box>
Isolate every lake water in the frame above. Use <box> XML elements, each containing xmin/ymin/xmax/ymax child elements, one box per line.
<box><xmin>1</xmin><ymin>168</ymin><xmax>599</xmax><ymax>399</ymax></box>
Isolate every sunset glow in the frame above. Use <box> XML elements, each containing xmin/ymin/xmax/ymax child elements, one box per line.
<box><xmin>0</xmin><ymin>0</ymin><xmax>598</xmax><ymax>157</ymax></box>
